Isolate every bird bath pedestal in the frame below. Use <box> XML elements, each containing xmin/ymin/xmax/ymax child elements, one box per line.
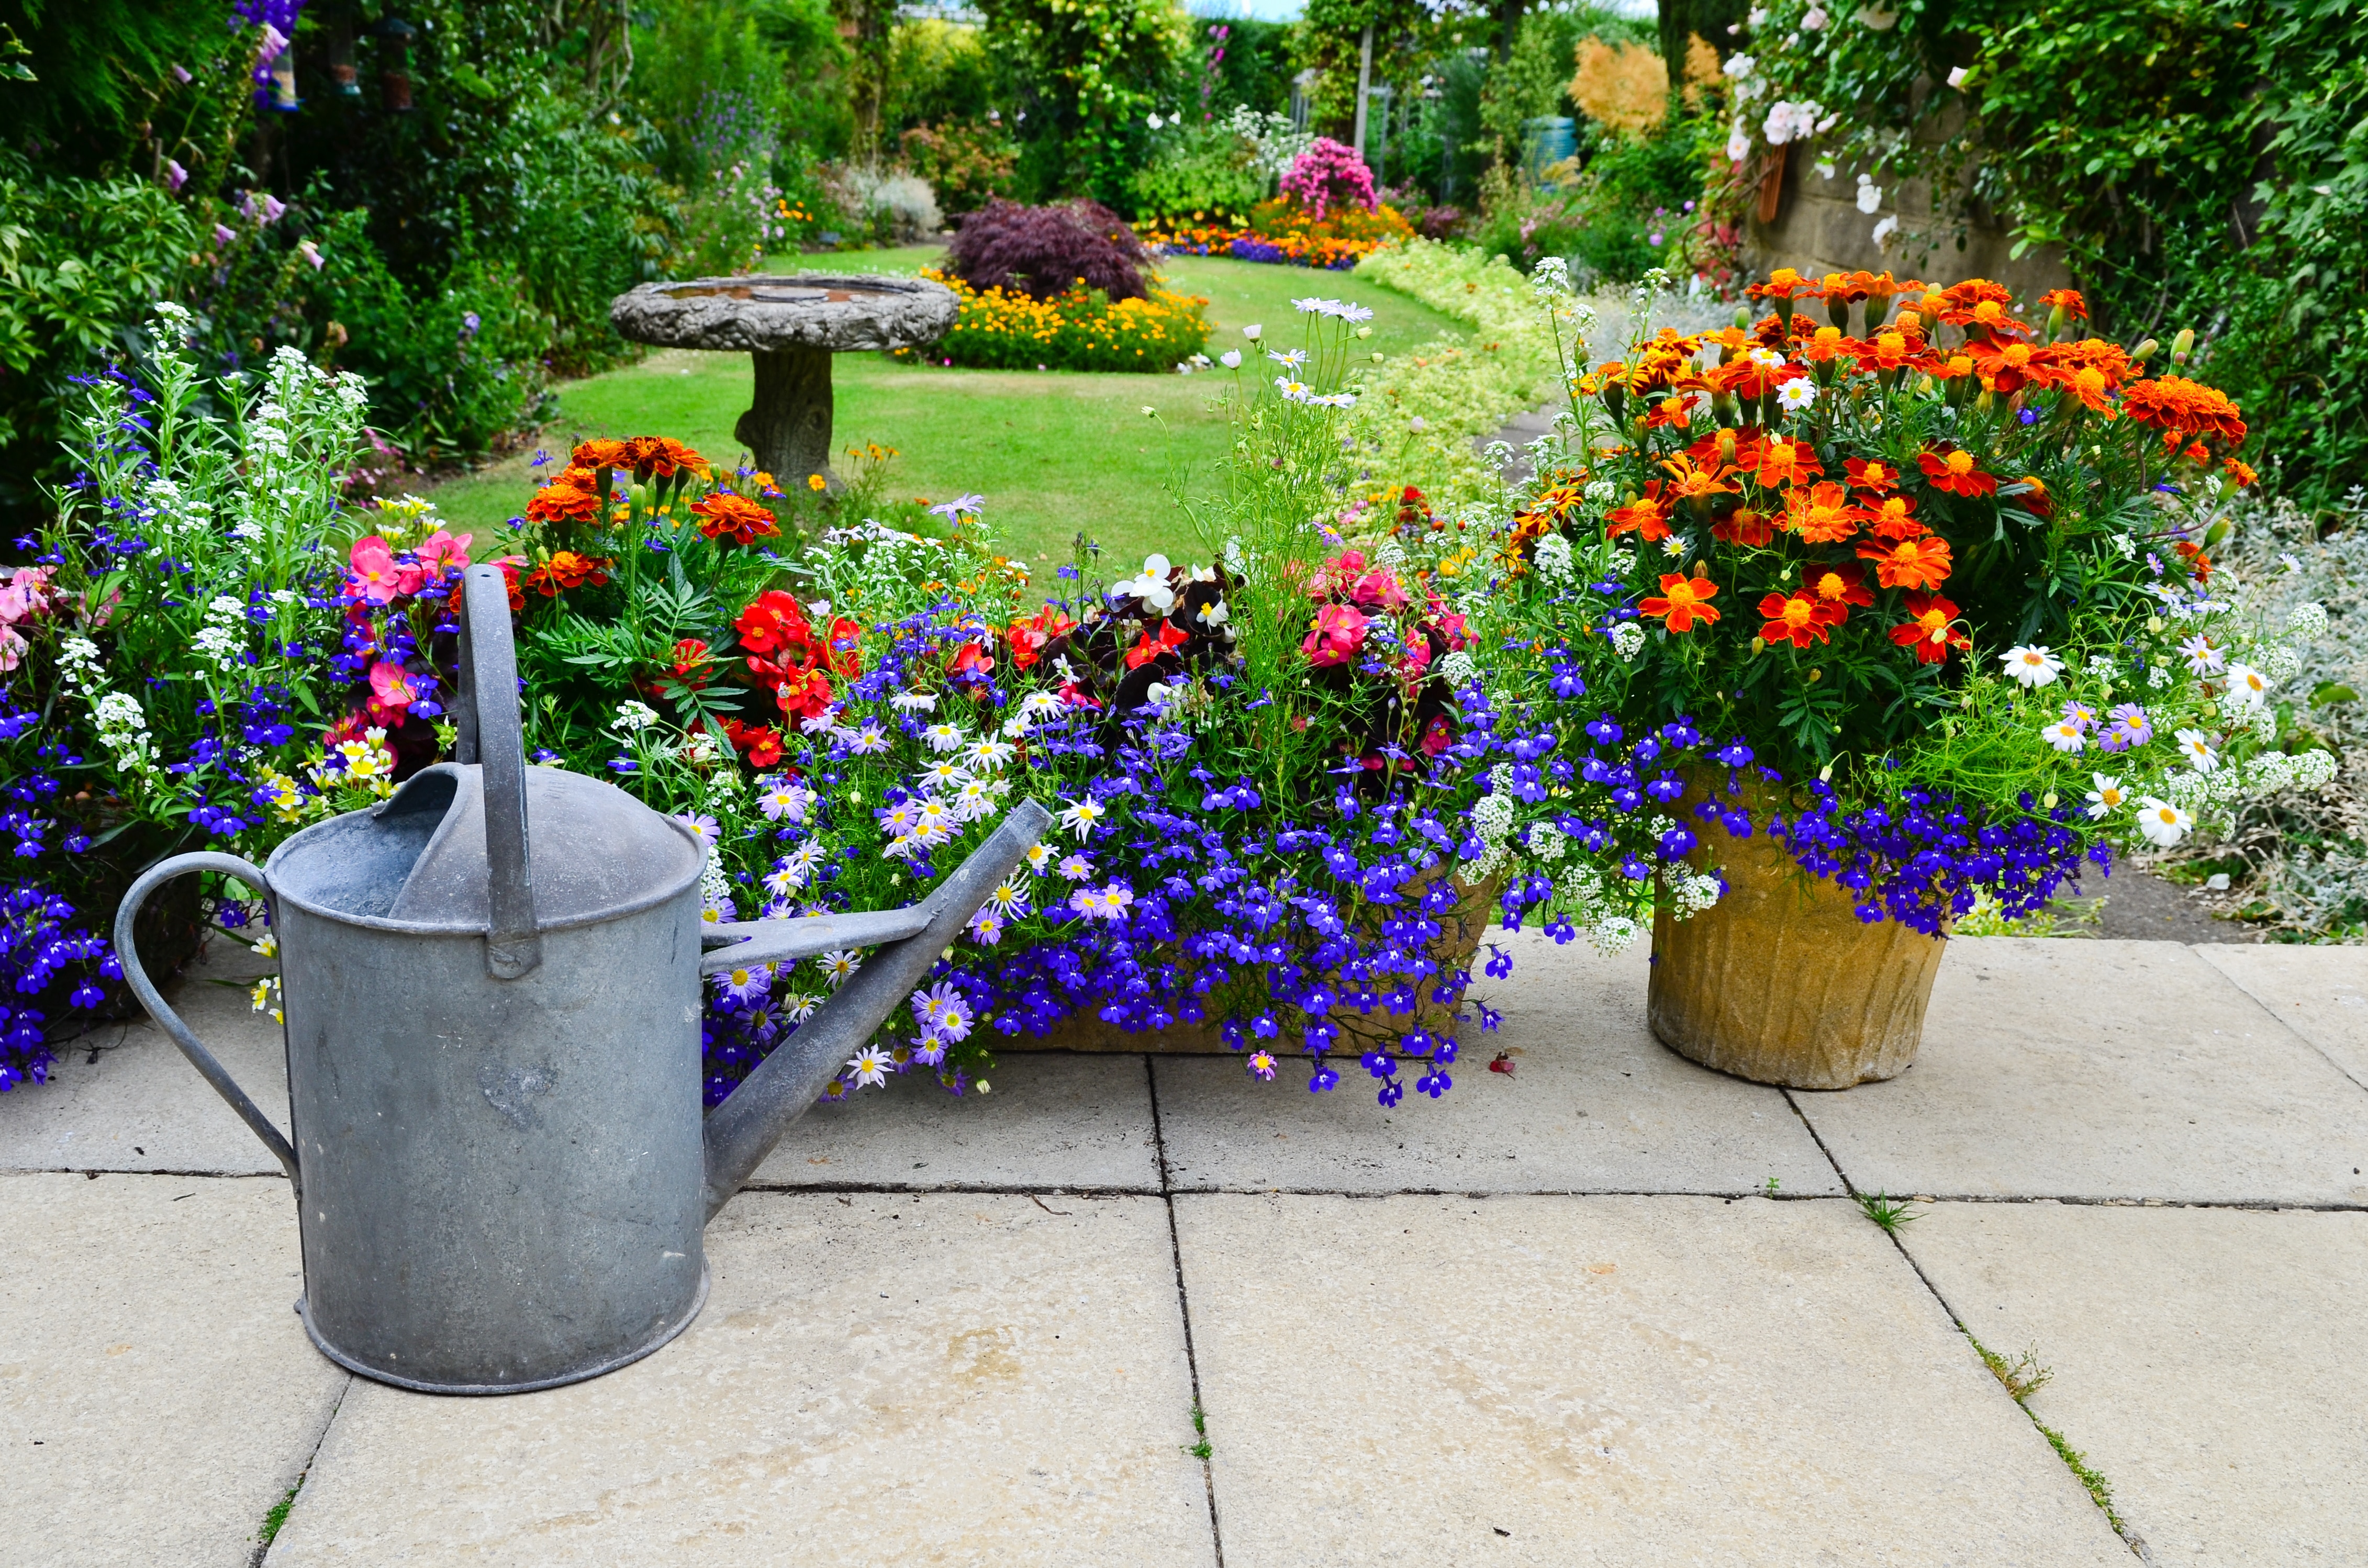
<box><xmin>608</xmin><ymin>274</ymin><xmax>957</xmax><ymax>491</ymax></box>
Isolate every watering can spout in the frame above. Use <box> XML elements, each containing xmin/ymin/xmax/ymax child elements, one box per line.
<box><xmin>694</xmin><ymin>797</ymin><xmax>1052</xmax><ymax>1221</ymax></box>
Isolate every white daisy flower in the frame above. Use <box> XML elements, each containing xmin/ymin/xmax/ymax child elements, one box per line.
<box><xmin>2134</xmin><ymin>797</ymin><xmax>2193</xmax><ymax>847</ymax></box>
<box><xmin>817</xmin><ymin>949</ymin><xmax>862</xmax><ymax>988</ymax></box>
<box><xmin>844</xmin><ymin>1047</ymin><xmax>893</xmax><ymax>1088</ymax></box>
<box><xmin>2177</xmin><ymin>633</ymin><xmax>2223</xmax><ymax>676</ymax></box>
<box><xmin>2039</xmin><ymin>719</ymin><xmax>2087</xmax><ymax>753</ymax></box>
<box><xmin>2222</xmin><ymin>663</ymin><xmax>2271</xmax><ymax>708</ymax></box>
<box><xmin>2085</xmin><ymin>774</ymin><xmax>2128</xmax><ymax>820</ymax></box>
<box><xmin>1776</xmin><ymin>378</ymin><xmax>1818</xmax><ymax>411</ymax></box>
<box><xmin>1057</xmin><ymin>797</ymin><xmax>1105</xmax><ymax>839</ymax></box>
<box><xmin>2000</xmin><ymin>645</ymin><xmax>2065</xmax><ymax>687</ymax></box>
<box><xmin>890</xmin><ymin>690</ymin><xmax>938</xmax><ymax>712</ymax></box>
<box><xmin>2173</xmin><ymin>728</ymin><xmax>2218</xmax><ymax>771</ymax></box>
<box><xmin>965</xmin><ymin>738</ymin><xmax>1015</xmax><ymax>771</ymax></box>
<box><xmin>1023</xmin><ymin>842</ymin><xmax>1054</xmax><ymax>874</ymax></box>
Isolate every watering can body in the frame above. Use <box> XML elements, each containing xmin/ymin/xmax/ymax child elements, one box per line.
<box><xmin>114</xmin><ymin>564</ymin><xmax>1049</xmax><ymax>1394</ymax></box>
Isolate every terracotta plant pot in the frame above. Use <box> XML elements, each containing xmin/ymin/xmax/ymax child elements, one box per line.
<box><xmin>1031</xmin><ymin>872</ymin><xmax>1502</xmax><ymax>1054</ymax></box>
<box><xmin>1648</xmin><ymin>776</ymin><xmax>1945</xmax><ymax>1089</ymax></box>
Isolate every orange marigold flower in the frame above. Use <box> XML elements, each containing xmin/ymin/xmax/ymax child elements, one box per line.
<box><xmin>1688</xmin><ymin>425</ymin><xmax>1764</xmax><ymax>474</ymax></box>
<box><xmin>1783</xmin><ymin>481</ymin><xmax>1857</xmax><ymax>543</ymax></box>
<box><xmin>1639</xmin><ymin>572</ymin><xmax>1721</xmax><ymax>633</ymax></box>
<box><xmin>1918</xmin><ymin>446</ymin><xmax>1997</xmax><ymax>498</ymax></box>
<box><xmin>1858</xmin><ymin>532</ymin><xmax>1954</xmax><ymax>590</ymax></box>
<box><xmin>522</xmin><ymin>550</ymin><xmax>614</xmax><ymax>596</ymax></box>
<box><xmin>1889</xmin><ymin>592</ymin><xmax>1968</xmax><ymax>664</ymax></box>
<box><xmin>2037</xmin><ymin>288</ymin><xmax>2088</xmax><ymax>322</ymax></box>
<box><xmin>1747</xmin><ymin>268</ymin><xmax>1819</xmax><ymax>302</ymax></box>
<box><xmin>2121</xmin><ymin>374</ymin><xmax>2248</xmax><ymax>447</ymax></box>
<box><xmin>1844</xmin><ymin>456</ymin><xmax>1903</xmax><ymax>494</ymax></box>
<box><xmin>2224</xmin><ymin>456</ymin><xmax>2259</xmax><ymax>487</ymax></box>
<box><xmin>1753</xmin><ymin>436</ymin><xmax>1824</xmax><ymax>489</ymax></box>
<box><xmin>622</xmin><ymin>435</ymin><xmax>709</xmax><ymax>478</ymax></box>
<box><xmin>526</xmin><ymin>467</ymin><xmax>605</xmax><ymax>526</ymax></box>
<box><xmin>1712</xmin><ymin>505</ymin><xmax>1774</xmax><ymax>546</ymax></box>
<box><xmin>1854</xmin><ymin>491</ymin><xmax>1925</xmax><ymax>539</ymax></box>
<box><xmin>1759</xmin><ymin>589</ymin><xmax>1836</xmax><ymax>648</ymax></box>
<box><xmin>1658</xmin><ymin>453</ymin><xmax>1734</xmax><ymax>502</ymax></box>
<box><xmin>1803</xmin><ymin>324</ymin><xmax>1861</xmax><ymax>364</ymax></box>
<box><xmin>570</xmin><ymin>439</ymin><xmax>633</xmax><ymax>472</ymax></box>
<box><xmin>1935</xmin><ymin>279</ymin><xmax>2023</xmax><ymax>334</ymax></box>
<box><xmin>690</xmin><ymin>491</ymin><xmax>781</xmax><ymax>547</ymax></box>
<box><xmin>1856</xmin><ymin>328</ymin><xmax>1931</xmax><ymax>375</ymax></box>
<box><xmin>1801</xmin><ymin>559</ymin><xmax>1874</xmax><ymax>619</ymax></box>
<box><xmin>1643</xmin><ymin>393</ymin><xmax>1694</xmax><ymax>430</ymax></box>
<box><xmin>1606</xmin><ymin>481</ymin><xmax>1673</xmax><ymax>543</ymax></box>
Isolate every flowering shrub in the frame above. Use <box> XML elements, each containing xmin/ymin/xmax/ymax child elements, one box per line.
<box><xmin>1279</xmin><ymin>138</ymin><xmax>1378</xmax><ymax>223</ymax></box>
<box><xmin>902</xmin><ymin>269</ymin><xmax>1212</xmax><ymax>373</ymax></box>
<box><xmin>1504</xmin><ymin>263</ymin><xmax>2337</xmax><ymax>931</ymax></box>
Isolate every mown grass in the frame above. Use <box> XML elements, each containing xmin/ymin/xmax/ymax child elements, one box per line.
<box><xmin>419</xmin><ymin>250</ymin><xmax>1462</xmax><ymax>567</ymax></box>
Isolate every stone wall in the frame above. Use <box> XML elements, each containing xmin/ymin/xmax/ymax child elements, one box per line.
<box><xmin>1745</xmin><ymin>134</ymin><xmax>2072</xmax><ymax>300</ymax></box>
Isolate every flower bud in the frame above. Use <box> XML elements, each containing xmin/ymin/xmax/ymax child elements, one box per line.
<box><xmin>2171</xmin><ymin>328</ymin><xmax>2195</xmax><ymax>364</ymax></box>
<box><xmin>1356</xmin><ymin>325</ymin><xmax>1372</xmax><ymax>339</ymax></box>
<box><xmin>2133</xmin><ymin>337</ymin><xmax>2159</xmax><ymax>363</ymax></box>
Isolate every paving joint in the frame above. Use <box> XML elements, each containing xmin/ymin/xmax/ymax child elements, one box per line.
<box><xmin>249</xmin><ymin>1371</ymin><xmax>352</xmax><ymax>1568</ymax></box>
<box><xmin>1145</xmin><ymin>1054</ymin><xmax>1228</xmax><ymax>1568</ymax></box>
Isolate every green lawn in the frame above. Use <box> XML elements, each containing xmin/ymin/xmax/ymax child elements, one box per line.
<box><xmin>420</xmin><ymin>250</ymin><xmax>1463</xmax><ymax>567</ymax></box>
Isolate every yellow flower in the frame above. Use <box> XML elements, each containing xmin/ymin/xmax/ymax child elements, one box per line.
<box><xmin>807</xmin><ymin>474</ymin><xmax>827</xmax><ymax>492</ymax></box>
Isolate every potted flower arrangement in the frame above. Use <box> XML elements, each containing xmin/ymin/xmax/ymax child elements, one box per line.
<box><xmin>7</xmin><ymin>294</ymin><xmax>1760</xmax><ymax>1113</ymax></box>
<box><xmin>1502</xmin><ymin>262</ymin><xmax>2336</xmax><ymax>1088</ymax></box>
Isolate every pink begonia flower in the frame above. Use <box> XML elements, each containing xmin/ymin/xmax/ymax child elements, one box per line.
<box><xmin>0</xmin><ymin>587</ymin><xmax>27</xmax><ymax>625</ymax></box>
<box><xmin>1426</xmin><ymin>595</ymin><xmax>1473</xmax><ymax>650</ymax></box>
<box><xmin>368</xmin><ymin>660</ymin><xmax>420</xmax><ymax>722</ymax></box>
<box><xmin>1301</xmin><ymin>603</ymin><xmax>1369</xmax><ymax>667</ymax></box>
<box><xmin>415</xmin><ymin>531</ymin><xmax>473</xmax><ymax>573</ymax></box>
<box><xmin>0</xmin><ymin>625</ymin><xmax>25</xmax><ymax>673</ymax></box>
<box><xmin>346</xmin><ymin>535</ymin><xmax>423</xmax><ymax>604</ymax></box>
<box><xmin>1351</xmin><ymin>569</ymin><xmax>1409</xmax><ymax>611</ymax></box>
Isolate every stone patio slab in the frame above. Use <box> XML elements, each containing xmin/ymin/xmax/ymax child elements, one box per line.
<box><xmin>2192</xmin><ymin>943</ymin><xmax>2368</xmax><ymax>1090</ymax></box>
<box><xmin>1792</xmin><ymin>938</ymin><xmax>2368</xmax><ymax>1205</ymax></box>
<box><xmin>751</xmin><ymin>1051</ymin><xmax>1160</xmax><ymax>1191</ymax></box>
<box><xmin>1901</xmin><ymin>1201</ymin><xmax>2368</xmax><ymax>1566</ymax></box>
<box><xmin>1175</xmin><ymin>1192</ymin><xmax>2129</xmax><ymax>1566</ymax></box>
<box><xmin>264</xmin><ymin>1192</ymin><xmax>1213</xmax><ymax>1567</ymax></box>
<box><xmin>0</xmin><ymin>1172</ymin><xmax>347</xmax><ymax>1568</ymax></box>
<box><xmin>0</xmin><ymin>939</ymin><xmax>289</xmax><ymax>1175</ymax></box>
<box><xmin>1153</xmin><ymin>931</ymin><xmax>1842</xmax><ymax>1196</ymax></box>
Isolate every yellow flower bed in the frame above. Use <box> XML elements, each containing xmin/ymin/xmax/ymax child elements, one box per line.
<box><xmin>898</xmin><ymin>269</ymin><xmax>1212</xmax><ymax>373</ymax></box>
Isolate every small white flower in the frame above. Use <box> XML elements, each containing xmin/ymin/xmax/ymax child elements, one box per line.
<box><xmin>2222</xmin><ymin>663</ymin><xmax>2271</xmax><ymax>709</ymax></box>
<box><xmin>1872</xmin><ymin>214</ymin><xmax>1900</xmax><ymax>248</ymax></box>
<box><xmin>920</xmin><ymin>722</ymin><xmax>967</xmax><ymax>754</ymax></box>
<box><xmin>2174</xmin><ymin>727</ymin><xmax>2218</xmax><ymax>771</ymax></box>
<box><xmin>1242</xmin><ymin>323</ymin><xmax>1261</xmax><ymax>341</ymax></box>
<box><xmin>844</xmin><ymin>1047</ymin><xmax>893</xmax><ymax>1088</ymax></box>
<box><xmin>1220</xmin><ymin>349</ymin><xmax>1242</xmax><ymax>368</ymax></box>
<box><xmin>1266</xmin><ymin>347</ymin><xmax>1308</xmax><ymax>368</ymax></box>
<box><xmin>2177</xmin><ymin>633</ymin><xmax>2223</xmax><ymax>675</ymax></box>
<box><xmin>2134</xmin><ymin>797</ymin><xmax>2193</xmax><ymax>847</ymax></box>
<box><xmin>1057</xmin><ymin>797</ymin><xmax>1105</xmax><ymax>839</ymax></box>
<box><xmin>1946</xmin><ymin>65</ymin><xmax>1969</xmax><ymax>88</ymax></box>
<box><xmin>890</xmin><ymin>689</ymin><xmax>938</xmax><ymax>713</ymax></box>
<box><xmin>1114</xmin><ymin>554</ymin><xmax>1175</xmax><ymax>611</ymax></box>
<box><xmin>1777</xmin><ymin>378</ymin><xmax>1818</xmax><ymax>412</ymax></box>
<box><xmin>2000</xmin><ymin>645</ymin><xmax>2065</xmax><ymax>687</ymax></box>
<box><xmin>614</xmin><ymin>699</ymin><xmax>660</xmax><ymax>733</ymax></box>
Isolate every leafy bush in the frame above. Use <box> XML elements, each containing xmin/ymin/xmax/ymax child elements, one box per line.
<box><xmin>904</xmin><ymin>268</ymin><xmax>1210</xmax><ymax>371</ymax></box>
<box><xmin>947</xmin><ymin>199</ymin><xmax>1151</xmax><ymax>303</ymax></box>
<box><xmin>899</xmin><ymin>122</ymin><xmax>1020</xmax><ymax>215</ymax></box>
<box><xmin>1130</xmin><ymin>107</ymin><xmax>1308</xmax><ymax>223</ymax></box>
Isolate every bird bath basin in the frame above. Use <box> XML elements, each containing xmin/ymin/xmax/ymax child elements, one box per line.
<box><xmin>608</xmin><ymin>273</ymin><xmax>957</xmax><ymax>491</ymax></box>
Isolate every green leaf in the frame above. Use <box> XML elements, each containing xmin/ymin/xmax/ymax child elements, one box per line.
<box><xmin>2310</xmin><ymin>681</ymin><xmax>2358</xmax><ymax>706</ymax></box>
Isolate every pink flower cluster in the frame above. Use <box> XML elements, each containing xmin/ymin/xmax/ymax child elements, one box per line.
<box><xmin>343</xmin><ymin>531</ymin><xmax>472</xmax><ymax>607</ymax></box>
<box><xmin>0</xmin><ymin>567</ymin><xmax>55</xmax><ymax>672</ymax></box>
<box><xmin>1279</xmin><ymin>138</ymin><xmax>1378</xmax><ymax>223</ymax></box>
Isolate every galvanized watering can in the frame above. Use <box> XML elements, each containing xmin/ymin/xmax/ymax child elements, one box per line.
<box><xmin>116</xmin><ymin>564</ymin><xmax>1049</xmax><ymax>1395</ymax></box>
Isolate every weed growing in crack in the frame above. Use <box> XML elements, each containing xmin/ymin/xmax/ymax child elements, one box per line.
<box><xmin>1967</xmin><ymin>1334</ymin><xmax>2124</xmax><ymax>1532</ymax></box>
<box><xmin>1182</xmin><ymin>1402</ymin><xmax>1212</xmax><ymax>1460</ymax></box>
<box><xmin>1855</xmin><ymin>1191</ymin><xmax>1923</xmax><ymax>1233</ymax></box>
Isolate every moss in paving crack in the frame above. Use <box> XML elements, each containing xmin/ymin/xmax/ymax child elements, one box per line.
<box><xmin>1854</xmin><ymin>1191</ymin><xmax>1923</xmax><ymax>1234</ymax></box>
<box><xmin>258</xmin><ymin>1476</ymin><xmax>303</xmax><ymax>1547</ymax></box>
<box><xmin>1965</xmin><ymin>1334</ymin><xmax>2124</xmax><ymax>1533</ymax></box>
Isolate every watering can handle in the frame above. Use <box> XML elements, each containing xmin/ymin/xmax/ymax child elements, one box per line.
<box><xmin>454</xmin><ymin>563</ymin><xmax>541</xmax><ymax>980</ymax></box>
<box><xmin>112</xmin><ymin>853</ymin><xmax>301</xmax><ymax>1187</ymax></box>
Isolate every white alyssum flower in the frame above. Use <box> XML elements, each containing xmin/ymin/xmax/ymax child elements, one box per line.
<box><xmin>1611</xmin><ymin>621</ymin><xmax>1647</xmax><ymax>659</ymax></box>
<box><xmin>1526</xmin><ymin>822</ymin><xmax>1568</xmax><ymax>862</ymax></box>
<box><xmin>1534</xmin><ymin>533</ymin><xmax>1574</xmax><ymax>581</ymax></box>
<box><xmin>2284</xmin><ymin>601</ymin><xmax>2329</xmax><ymax>641</ymax></box>
<box><xmin>1589</xmin><ymin>915</ymin><xmax>1641</xmax><ymax>956</ymax></box>
<box><xmin>613</xmin><ymin>700</ymin><xmax>660</xmax><ymax>733</ymax></box>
